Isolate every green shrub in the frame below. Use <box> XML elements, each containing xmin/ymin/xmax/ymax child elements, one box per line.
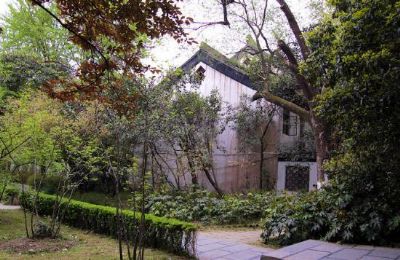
<box><xmin>3</xmin><ymin>185</ymin><xmax>20</xmax><ymax>204</ymax></box>
<box><xmin>144</xmin><ymin>189</ymin><xmax>274</xmax><ymax>225</ymax></box>
<box><xmin>261</xmin><ymin>184</ymin><xmax>400</xmax><ymax>246</ymax></box>
<box><xmin>20</xmin><ymin>192</ymin><xmax>197</xmax><ymax>256</ymax></box>
<box><xmin>33</xmin><ymin>221</ymin><xmax>53</xmax><ymax>238</ymax></box>
<box><xmin>26</xmin><ymin>174</ymin><xmax>62</xmax><ymax>194</ymax></box>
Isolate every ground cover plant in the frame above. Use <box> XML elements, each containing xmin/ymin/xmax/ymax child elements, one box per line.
<box><xmin>261</xmin><ymin>183</ymin><xmax>400</xmax><ymax>246</ymax></box>
<box><xmin>0</xmin><ymin>209</ymin><xmax>188</xmax><ymax>259</ymax></box>
<box><xmin>142</xmin><ymin>189</ymin><xmax>277</xmax><ymax>225</ymax></box>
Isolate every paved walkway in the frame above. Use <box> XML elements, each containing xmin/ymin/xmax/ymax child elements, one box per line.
<box><xmin>0</xmin><ymin>203</ymin><xmax>20</xmax><ymax>210</ymax></box>
<box><xmin>197</xmin><ymin>230</ymin><xmax>275</xmax><ymax>260</ymax></box>
<box><xmin>262</xmin><ymin>239</ymin><xmax>400</xmax><ymax>260</ymax></box>
<box><xmin>197</xmin><ymin>231</ymin><xmax>400</xmax><ymax>260</ymax></box>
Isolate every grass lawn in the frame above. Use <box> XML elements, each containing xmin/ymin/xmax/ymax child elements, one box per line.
<box><xmin>0</xmin><ymin>210</ymin><xmax>188</xmax><ymax>260</ymax></box>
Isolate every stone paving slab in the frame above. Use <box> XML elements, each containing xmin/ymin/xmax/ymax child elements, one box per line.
<box><xmin>197</xmin><ymin>231</ymin><xmax>274</xmax><ymax>260</ymax></box>
<box><xmin>0</xmin><ymin>203</ymin><xmax>21</xmax><ymax>210</ymax></box>
<box><xmin>262</xmin><ymin>239</ymin><xmax>400</xmax><ymax>260</ymax></box>
<box><xmin>197</xmin><ymin>231</ymin><xmax>400</xmax><ymax>260</ymax></box>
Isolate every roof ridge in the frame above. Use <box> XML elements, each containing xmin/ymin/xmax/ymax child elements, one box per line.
<box><xmin>198</xmin><ymin>42</ymin><xmax>247</xmax><ymax>75</ymax></box>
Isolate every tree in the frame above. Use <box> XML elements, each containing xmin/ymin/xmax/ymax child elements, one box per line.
<box><xmin>25</xmin><ymin>0</ymin><xmax>195</xmax><ymax>103</ymax></box>
<box><xmin>303</xmin><ymin>0</ymin><xmax>400</xmax><ymax>242</ymax></box>
<box><xmin>172</xmin><ymin>91</ymin><xmax>223</xmax><ymax>194</ymax></box>
<box><xmin>232</xmin><ymin>96</ymin><xmax>277</xmax><ymax>189</ymax></box>
<box><xmin>1</xmin><ymin>0</ymin><xmax>80</xmax><ymax>63</ymax></box>
<box><xmin>211</xmin><ymin>0</ymin><xmax>330</xmax><ymax>183</ymax></box>
<box><xmin>0</xmin><ymin>53</ymin><xmax>69</xmax><ymax>111</ymax></box>
<box><xmin>0</xmin><ymin>0</ymin><xmax>76</xmax><ymax>110</ymax></box>
<box><xmin>259</xmin><ymin>0</ymin><xmax>400</xmax><ymax>245</ymax></box>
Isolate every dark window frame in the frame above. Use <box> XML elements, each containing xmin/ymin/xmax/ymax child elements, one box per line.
<box><xmin>283</xmin><ymin>109</ymin><xmax>298</xmax><ymax>136</ymax></box>
<box><xmin>285</xmin><ymin>165</ymin><xmax>310</xmax><ymax>191</ymax></box>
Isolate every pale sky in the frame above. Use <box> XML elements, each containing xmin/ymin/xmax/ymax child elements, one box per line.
<box><xmin>0</xmin><ymin>0</ymin><xmax>316</xmax><ymax>70</ymax></box>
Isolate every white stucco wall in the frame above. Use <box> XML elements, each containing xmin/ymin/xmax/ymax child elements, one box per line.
<box><xmin>277</xmin><ymin>161</ymin><xmax>318</xmax><ymax>191</ymax></box>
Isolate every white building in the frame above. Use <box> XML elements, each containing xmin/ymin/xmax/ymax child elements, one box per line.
<box><xmin>174</xmin><ymin>43</ymin><xmax>317</xmax><ymax>193</ymax></box>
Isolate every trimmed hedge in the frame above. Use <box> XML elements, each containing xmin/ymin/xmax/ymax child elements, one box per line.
<box><xmin>20</xmin><ymin>192</ymin><xmax>197</xmax><ymax>256</ymax></box>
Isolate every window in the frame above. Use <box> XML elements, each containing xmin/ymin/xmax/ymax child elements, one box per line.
<box><xmin>285</xmin><ymin>165</ymin><xmax>309</xmax><ymax>191</ymax></box>
<box><xmin>195</xmin><ymin>66</ymin><xmax>206</xmax><ymax>81</ymax></box>
<box><xmin>283</xmin><ymin>109</ymin><xmax>298</xmax><ymax>136</ymax></box>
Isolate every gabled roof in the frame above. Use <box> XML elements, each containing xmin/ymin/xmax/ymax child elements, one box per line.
<box><xmin>181</xmin><ymin>42</ymin><xmax>255</xmax><ymax>90</ymax></box>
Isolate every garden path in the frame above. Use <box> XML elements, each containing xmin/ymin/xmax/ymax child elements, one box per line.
<box><xmin>0</xmin><ymin>203</ymin><xmax>20</xmax><ymax>210</ymax></box>
<box><xmin>261</xmin><ymin>239</ymin><xmax>400</xmax><ymax>260</ymax></box>
<box><xmin>196</xmin><ymin>232</ymin><xmax>400</xmax><ymax>260</ymax></box>
<box><xmin>196</xmin><ymin>229</ymin><xmax>275</xmax><ymax>260</ymax></box>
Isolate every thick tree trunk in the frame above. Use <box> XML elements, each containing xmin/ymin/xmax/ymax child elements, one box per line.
<box><xmin>310</xmin><ymin>113</ymin><xmax>328</xmax><ymax>185</ymax></box>
<box><xmin>259</xmin><ymin>141</ymin><xmax>265</xmax><ymax>190</ymax></box>
<box><xmin>202</xmin><ymin>167</ymin><xmax>223</xmax><ymax>196</ymax></box>
<box><xmin>186</xmin><ymin>154</ymin><xmax>198</xmax><ymax>185</ymax></box>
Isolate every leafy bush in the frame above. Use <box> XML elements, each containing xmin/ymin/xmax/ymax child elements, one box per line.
<box><xmin>144</xmin><ymin>189</ymin><xmax>275</xmax><ymax>225</ymax></box>
<box><xmin>20</xmin><ymin>192</ymin><xmax>197</xmax><ymax>256</ymax></box>
<box><xmin>33</xmin><ymin>221</ymin><xmax>53</xmax><ymax>238</ymax></box>
<box><xmin>261</xmin><ymin>183</ymin><xmax>400</xmax><ymax>246</ymax></box>
<box><xmin>26</xmin><ymin>174</ymin><xmax>63</xmax><ymax>194</ymax></box>
<box><xmin>3</xmin><ymin>185</ymin><xmax>20</xmax><ymax>204</ymax></box>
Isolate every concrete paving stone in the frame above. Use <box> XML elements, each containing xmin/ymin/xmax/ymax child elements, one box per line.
<box><xmin>329</xmin><ymin>248</ymin><xmax>370</xmax><ymax>259</ymax></box>
<box><xmin>361</xmin><ymin>256</ymin><xmax>393</xmax><ymax>260</ymax></box>
<box><xmin>368</xmin><ymin>248</ymin><xmax>400</xmax><ymax>259</ymax></box>
<box><xmin>223</xmin><ymin>249</ymin><xmax>263</xmax><ymax>260</ymax></box>
<box><xmin>263</xmin><ymin>250</ymin><xmax>295</xmax><ymax>259</ymax></box>
<box><xmin>217</xmin><ymin>240</ymin><xmax>238</xmax><ymax>246</ymax></box>
<box><xmin>290</xmin><ymin>239</ymin><xmax>326</xmax><ymax>249</ymax></box>
<box><xmin>197</xmin><ymin>238</ymin><xmax>221</xmax><ymax>245</ymax></box>
<box><xmin>197</xmin><ymin>243</ymin><xmax>227</xmax><ymax>252</ymax></box>
<box><xmin>264</xmin><ymin>239</ymin><xmax>324</xmax><ymax>259</ymax></box>
<box><xmin>222</xmin><ymin>244</ymin><xmax>253</xmax><ymax>253</ymax></box>
<box><xmin>252</xmin><ymin>247</ymin><xmax>276</xmax><ymax>254</ymax></box>
<box><xmin>198</xmin><ymin>249</ymin><xmax>232</xmax><ymax>259</ymax></box>
<box><xmin>284</xmin><ymin>249</ymin><xmax>330</xmax><ymax>260</ymax></box>
<box><xmin>312</xmin><ymin>242</ymin><xmax>347</xmax><ymax>253</ymax></box>
<box><xmin>320</xmin><ymin>257</ymin><xmax>347</xmax><ymax>260</ymax></box>
<box><xmin>354</xmin><ymin>245</ymin><xmax>376</xmax><ymax>250</ymax></box>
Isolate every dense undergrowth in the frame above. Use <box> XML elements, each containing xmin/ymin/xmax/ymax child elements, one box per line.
<box><xmin>262</xmin><ymin>183</ymin><xmax>400</xmax><ymax>247</ymax></box>
<box><xmin>141</xmin><ymin>189</ymin><xmax>276</xmax><ymax>225</ymax></box>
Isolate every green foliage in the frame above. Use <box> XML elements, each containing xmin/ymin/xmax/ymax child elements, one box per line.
<box><xmin>20</xmin><ymin>192</ymin><xmax>197</xmax><ymax>256</ymax></box>
<box><xmin>232</xmin><ymin>96</ymin><xmax>276</xmax><ymax>152</ymax></box>
<box><xmin>245</xmin><ymin>53</ymin><xmax>308</xmax><ymax>108</ymax></box>
<box><xmin>0</xmin><ymin>91</ymin><xmax>104</xmax><ymax>193</ymax></box>
<box><xmin>293</xmin><ymin>0</ymin><xmax>400</xmax><ymax>246</ymax></box>
<box><xmin>0</xmin><ymin>91</ymin><xmax>64</xmax><ymax>172</ymax></box>
<box><xmin>262</xmin><ymin>183</ymin><xmax>400</xmax><ymax>246</ymax></box>
<box><xmin>2</xmin><ymin>184</ymin><xmax>20</xmax><ymax>204</ymax></box>
<box><xmin>26</xmin><ymin>174</ymin><xmax>62</xmax><ymax>194</ymax></box>
<box><xmin>0</xmin><ymin>0</ymin><xmax>80</xmax><ymax>63</ymax></box>
<box><xmin>0</xmin><ymin>0</ymin><xmax>78</xmax><ymax>109</ymax></box>
<box><xmin>0</xmin><ymin>53</ymin><xmax>69</xmax><ymax>108</ymax></box>
<box><xmin>144</xmin><ymin>189</ymin><xmax>275</xmax><ymax>225</ymax></box>
<box><xmin>32</xmin><ymin>221</ymin><xmax>53</xmax><ymax>239</ymax></box>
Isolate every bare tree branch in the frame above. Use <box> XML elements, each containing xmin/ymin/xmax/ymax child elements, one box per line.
<box><xmin>30</xmin><ymin>0</ymin><xmax>109</xmax><ymax>66</ymax></box>
<box><xmin>275</xmin><ymin>0</ymin><xmax>310</xmax><ymax>60</ymax></box>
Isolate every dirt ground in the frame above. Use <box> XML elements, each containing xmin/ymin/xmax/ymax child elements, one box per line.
<box><xmin>0</xmin><ymin>237</ymin><xmax>77</xmax><ymax>254</ymax></box>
